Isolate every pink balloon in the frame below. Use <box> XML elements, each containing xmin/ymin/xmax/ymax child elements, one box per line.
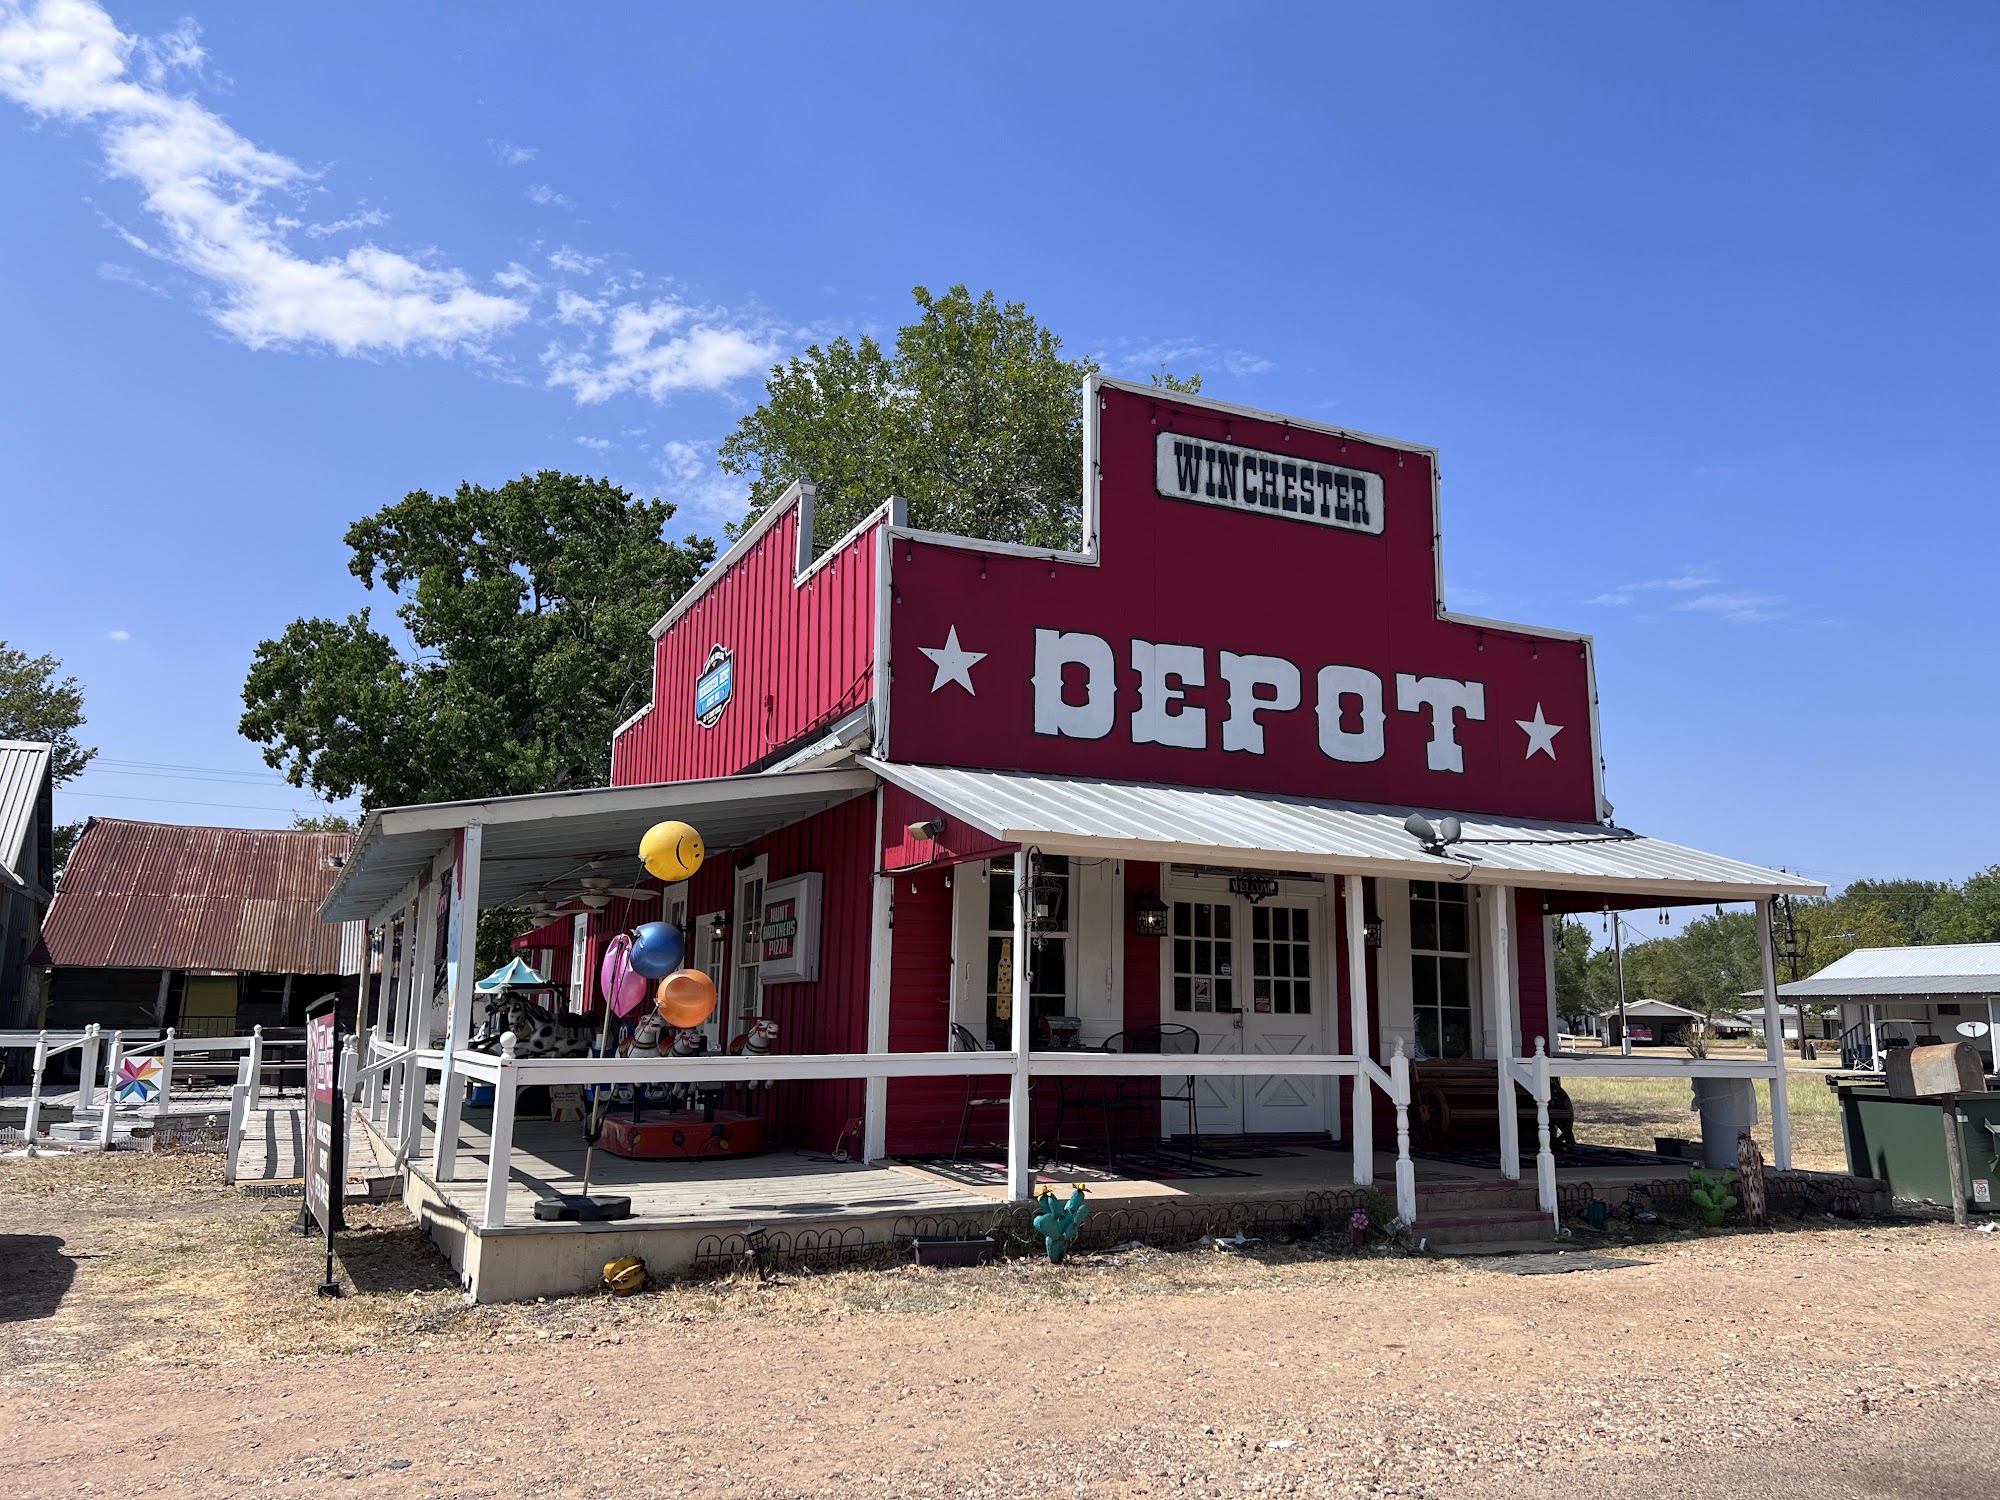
<box><xmin>599</xmin><ymin>934</ymin><xmax>651</xmax><ymax>1017</ymax></box>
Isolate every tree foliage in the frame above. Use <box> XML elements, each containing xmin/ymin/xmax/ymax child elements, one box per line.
<box><xmin>0</xmin><ymin>641</ymin><xmax>97</xmax><ymax>870</ymax></box>
<box><xmin>718</xmin><ymin>285</ymin><xmax>1100</xmax><ymax>554</ymax></box>
<box><xmin>240</xmin><ymin>472</ymin><xmax>714</xmax><ymax>809</ymax></box>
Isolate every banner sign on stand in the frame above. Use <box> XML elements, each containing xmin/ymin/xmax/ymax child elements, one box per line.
<box><xmin>302</xmin><ymin>995</ymin><xmax>345</xmax><ymax>1297</ymax></box>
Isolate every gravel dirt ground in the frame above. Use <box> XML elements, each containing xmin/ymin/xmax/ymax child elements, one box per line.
<box><xmin>3</xmin><ymin>1149</ymin><xmax>1995</xmax><ymax>1498</ymax></box>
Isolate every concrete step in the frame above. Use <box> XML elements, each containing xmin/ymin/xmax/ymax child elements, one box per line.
<box><xmin>1411</xmin><ymin>1209</ymin><xmax>1556</xmax><ymax>1248</ymax></box>
<box><xmin>1415</xmin><ymin>1182</ymin><xmax>1545</xmax><ymax>1213</ymax></box>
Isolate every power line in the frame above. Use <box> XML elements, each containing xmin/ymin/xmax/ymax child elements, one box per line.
<box><xmin>54</xmin><ymin>789</ymin><xmax>350</xmax><ymax>815</ymax></box>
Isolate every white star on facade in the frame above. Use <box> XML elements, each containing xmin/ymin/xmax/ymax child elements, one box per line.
<box><xmin>1517</xmin><ymin>703</ymin><xmax>1563</xmax><ymax>760</ymax></box>
<box><xmin>918</xmin><ymin>626</ymin><xmax>986</xmax><ymax>695</ymax></box>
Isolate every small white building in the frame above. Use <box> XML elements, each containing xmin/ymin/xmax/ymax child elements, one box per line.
<box><xmin>1776</xmin><ymin>944</ymin><xmax>2000</xmax><ymax>1070</ymax></box>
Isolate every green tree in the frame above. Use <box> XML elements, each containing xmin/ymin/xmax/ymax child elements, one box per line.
<box><xmin>241</xmin><ymin>471</ymin><xmax>714</xmax><ymax>809</ymax></box>
<box><xmin>290</xmin><ymin>813</ymin><xmax>356</xmax><ymax>833</ymax></box>
<box><xmin>0</xmin><ymin>642</ymin><xmax>98</xmax><ymax>870</ymax></box>
<box><xmin>719</xmin><ymin>285</ymin><xmax>1100</xmax><ymax>554</ymax></box>
<box><xmin>1149</xmin><ymin>365</ymin><xmax>1203</xmax><ymax>394</ymax></box>
<box><xmin>1551</xmin><ymin>918</ymin><xmax>1598</xmax><ymax>1016</ymax></box>
<box><xmin>1934</xmin><ymin>866</ymin><xmax>2000</xmax><ymax>944</ymax></box>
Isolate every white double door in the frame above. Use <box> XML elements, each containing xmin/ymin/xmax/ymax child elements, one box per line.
<box><xmin>1163</xmin><ymin>882</ymin><xmax>1331</xmax><ymax>1138</ymax></box>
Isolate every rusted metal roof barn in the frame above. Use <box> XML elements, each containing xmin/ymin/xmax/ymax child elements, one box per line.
<box><xmin>36</xmin><ymin>819</ymin><xmax>365</xmax><ymax>1036</ymax></box>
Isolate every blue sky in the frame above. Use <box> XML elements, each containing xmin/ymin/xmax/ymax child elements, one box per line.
<box><xmin>2</xmin><ymin>1</ymin><xmax>1996</xmax><ymax>899</ymax></box>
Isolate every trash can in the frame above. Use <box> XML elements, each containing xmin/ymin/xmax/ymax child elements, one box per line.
<box><xmin>1835</xmin><ymin>1078</ymin><xmax>2000</xmax><ymax>1212</ymax></box>
<box><xmin>1691</xmin><ymin>1076</ymin><xmax>1759</xmax><ymax>1168</ymax></box>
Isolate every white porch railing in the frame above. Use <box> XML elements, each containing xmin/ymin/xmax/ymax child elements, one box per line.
<box><xmin>417</xmin><ymin>1038</ymin><xmax>1423</xmax><ymax>1232</ymax></box>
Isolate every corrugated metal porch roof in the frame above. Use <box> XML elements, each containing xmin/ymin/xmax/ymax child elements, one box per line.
<box><xmin>0</xmin><ymin>740</ymin><xmax>52</xmax><ymax>891</ymax></box>
<box><xmin>320</xmin><ymin>767</ymin><xmax>876</xmax><ymax>923</ymax></box>
<box><xmin>864</xmin><ymin>760</ymin><xmax>1822</xmax><ymax>901</ymax></box>
<box><xmin>1777</xmin><ymin>943</ymin><xmax>2000</xmax><ymax>999</ymax></box>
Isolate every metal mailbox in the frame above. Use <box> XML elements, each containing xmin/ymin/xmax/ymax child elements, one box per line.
<box><xmin>1885</xmin><ymin>1042</ymin><xmax>1985</xmax><ymax>1100</ymax></box>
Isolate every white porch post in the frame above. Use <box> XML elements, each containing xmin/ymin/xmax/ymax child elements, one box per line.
<box><xmin>98</xmin><ymin>1032</ymin><xmax>123</xmax><ymax>1147</ymax></box>
<box><xmin>381</xmin><ymin>914</ymin><xmax>404</xmax><ymax>1129</ymax></box>
<box><xmin>246</xmin><ymin>1024</ymin><xmax>264</xmax><ymax>1109</ymax></box>
<box><xmin>1989</xmin><ymin>998</ymin><xmax>1999</xmax><ymax>1071</ymax></box>
<box><xmin>1867</xmin><ymin>1002</ymin><xmax>1883</xmax><ymax>1072</ymax></box>
<box><xmin>1488</xmin><ymin>886</ymin><xmax>1521</xmax><ymax>1181</ymax></box>
<box><xmin>431</xmin><ymin>823</ymin><xmax>483</xmax><ymax>1182</ymax></box>
<box><xmin>23</xmin><ymin>1032</ymin><xmax>47</xmax><ymax>1152</ymax></box>
<box><xmin>1390</xmin><ymin>1039</ymin><xmax>1416</xmax><ymax>1223</ymax></box>
<box><xmin>1757</xmin><ymin>897</ymin><xmax>1793</xmax><ymax>1169</ymax></box>
<box><xmin>76</xmin><ymin>1023</ymin><xmax>99</xmax><ymax>1113</ymax></box>
<box><xmin>481</xmin><ymin>1032</ymin><xmax>519</xmax><ymax>1229</ymax></box>
<box><xmin>158</xmin><ymin>1028</ymin><xmax>176</xmax><ymax>1114</ymax></box>
<box><xmin>1531</xmin><ymin>1038</ymin><xmax>1557</xmax><ymax>1212</ymax></box>
<box><xmin>1344</xmin><ymin>875</ymin><xmax>1373</xmax><ymax>1186</ymax></box>
<box><xmin>863</xmin><ymin>797</ymin><xmax>893</xmax><ymax>1163</ymax></box>
<box><xmin>1005</xmin><ymin>851</ymin><xmax>1033</xmax><ymax>1203</ymax></box>
<box><xmin>402</xmin><ymin>867</ymin><xmax>442</xmax><ymax>1163</ymax></box>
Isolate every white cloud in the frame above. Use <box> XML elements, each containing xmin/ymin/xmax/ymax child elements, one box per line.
<box><xmin>106</xmin><ymin>627</ymin><xmax>129</xmax><ymax>640</ymax></box>
<box><xmin>303</xmin><ymin>208</ymin><xmax>388</xmax><ymax>239</ymax></box>
<box><xmin>0</xmin><ymin>0</ymin><xmax>527</xmax><ymax>355</ymax></box>
<box><xmin>493</xmin><ymin>138</ymin><xmax>535</xmax><ymax>166</ymax></box>
<box><xmin>1585</xmin><ymin>568</ymin><xmax>1721</xmax><ymax>607</ymax></box>
<box><xmin>574</xmin><ymin>435</ymin><xmax>611</xmax><ymax>451</ymax></box>
<box><xmin>1096</xmin><ymin>336</ymin><xmax>1275</xmax><ymax>383</ymax></box>
<box><xmin>546</xmin><ymin>244</ymin><xmax>603</xmax><ymax>275</ymax></box>
<box><xmin>1671</xmin><ymin>591</ymin><xmax>1788</xmax><ymax>625</ymax></box>
<box><xmin>655</xmin><ymin>438</ymin><xmax>750</xmax><ymax>527</ymax></box>
<box><xmin>553</xmin><ymin>288</ymin><xmax>604</xmax><ymax>326</ymax></box>
<box><xmin>492</xmin><ymin>261</ymin><xmax>541</xmax><ymax>294</ymax></box>
<box><xmin>526</xmin><ymin>183</ymin><xmax>573</xmax><ymax>209</ymax></box>
<box><xmin>543</xmin><ymin>297</ymin><xmax>779</xmax><ymax>405</ymax></box>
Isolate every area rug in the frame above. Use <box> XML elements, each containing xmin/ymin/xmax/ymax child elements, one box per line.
<box><xmin>896</xmin><ymin>1155</ymin><xmax>1124</xmax><ymax>1189</ymax></box>
<box><xmin>1107</xmin><ymin>1152</ymin><xmax>1259</xmax><ymax>1181</ymax></box>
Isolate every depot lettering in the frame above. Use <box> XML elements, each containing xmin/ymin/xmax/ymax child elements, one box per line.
<box><xmin>1030</xmin><ymin>628</ymin><xmax>1487</xmax><ymax>773</ymax></box>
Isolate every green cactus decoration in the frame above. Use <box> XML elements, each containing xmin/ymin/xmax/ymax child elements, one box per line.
<box><xmin>1689</xmin><ymin>1166</ymin><xmax>1740</xmax><ymax>1227</ymax></box>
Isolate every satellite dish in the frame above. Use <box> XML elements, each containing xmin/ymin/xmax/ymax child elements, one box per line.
<box><xmin>1956</xmin><ymin>1021</ymin><xmax>1990</xmax><ymax>1039</ymax></box>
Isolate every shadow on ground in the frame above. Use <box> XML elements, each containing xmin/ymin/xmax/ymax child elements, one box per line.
<box><xmin>0</xmin><ymin>1235</ymin><xmax>76</xmax><ymax>1322</ymax></box>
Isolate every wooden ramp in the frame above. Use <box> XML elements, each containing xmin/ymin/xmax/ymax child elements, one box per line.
<box><xmin>230</xmin><ymin>1104</ymin><xmax>392</xmax><ymax>1191</ymax></box>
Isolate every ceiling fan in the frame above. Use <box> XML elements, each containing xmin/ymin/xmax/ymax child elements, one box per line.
<box><xmin>520</xmin><ymin>862</ymin><xmax>660</xmax><ymax>921</ymax></box>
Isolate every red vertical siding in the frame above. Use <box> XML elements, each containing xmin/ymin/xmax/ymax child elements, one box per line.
<box><xmin>883</xmin><ymin>867</ymin><xmax>958</xmax><ymax>1156</ymax></box>
<box><xmin>1515</xmin><ymin>888</ymin><xmax>1552</xmax><ymax>1051</ymax></box>
<box><xmin>879</xmin><ymin>783</ymin><xmax>1014</xmax><ymax>872</ymax></box>
<box><xmin>610</xmin><ymin>502</ymin><xmax>881</xmax><ymax>787</ymax></box>
<box><xmin>739</xmin><ymin>794</ymin><xmax>875</xmax><ymax>1152</ymax></box>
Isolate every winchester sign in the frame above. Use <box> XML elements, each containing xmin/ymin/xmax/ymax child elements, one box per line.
<box><xmin>1156</xmin><ymin>432</ymin><xmax>1383</xmax><ymax>535</ymax></box>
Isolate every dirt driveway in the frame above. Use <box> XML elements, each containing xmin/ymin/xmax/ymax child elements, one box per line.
<box><xmin>3</xmin><ymin>1151</ymin><xmax>1996</xmax><ymax>1498</ymax></box>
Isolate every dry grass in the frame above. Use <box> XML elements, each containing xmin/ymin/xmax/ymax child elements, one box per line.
<box><xmin>1563</xmin><ymin>1066</ymin><xmax>1849</xmax><ymax>1171</ymax></box>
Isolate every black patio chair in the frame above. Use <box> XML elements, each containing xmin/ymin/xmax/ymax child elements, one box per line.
<box><xmin>950</xmin><ymin>1021</ymin><xmax>1012</xmax><ymax>1162</ymax></box>
<box><xmin>1072</xmin><ymin>1023</ymin><xmax>1203</xmax><ymax>1169</ymax></box>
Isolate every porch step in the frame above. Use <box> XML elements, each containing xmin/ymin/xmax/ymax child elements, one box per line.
<box><xmin>1414</xmin><ymin>1181</ymin><xmax>1546</xmax><ymax>1214</ymax></box>
<box><xmin>1409</xmin><ymin>1208</ymin><xmax>1556</xmax><ymax>1249</ymax></box>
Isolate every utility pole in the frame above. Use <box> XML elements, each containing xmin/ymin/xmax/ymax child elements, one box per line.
<box><xmin>1613</xmin><ymin>911</ymin><xmax>1630</xmax><ymax>1057</ymax></box>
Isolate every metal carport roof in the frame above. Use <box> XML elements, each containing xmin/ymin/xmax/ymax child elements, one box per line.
<box><xmin>864</xmin><ymin>760</ymin><xmax>1822</xmax><ymax>901</ymax></box>
<box><xmin>320</xmin><ymin>767</ymin><xmax>876</xmax><ymax>923</ymax></box>
<box><xmin>1776</xmin><ymin>943</ymin><xmax>2000</xmax><ymax>1000</ymax></box>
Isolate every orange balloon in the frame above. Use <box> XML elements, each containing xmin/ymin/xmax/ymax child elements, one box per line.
<box><xmin>656</xmin><ymin>970</ymin><xmax>718</xmax><ymax>1029</ymax></box>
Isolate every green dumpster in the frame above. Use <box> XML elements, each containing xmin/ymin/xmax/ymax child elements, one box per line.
<box><xmin>1833</xmin><ymin>1077</ymin><xmax>2000</xmax><ymax>1212</ymax></box>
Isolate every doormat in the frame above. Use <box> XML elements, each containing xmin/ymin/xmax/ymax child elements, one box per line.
<box><xmin>1109</xmin><ymin>1152</ymin><xmax>1259</xmax><ymax>1181</ymax></box>
<box><xmin>1163</xmin><ymin>1143</ymin><xmax>1306</xmax><ymax>1161</ymax></box>
<box><xmin>1465</xmin><ymin>1252</ymin><xmax>1653</xmax><ymax>1275</ymax></box>
<box><xmin>896</xmin><ymin>1156</ymin><xmax>1123</xmax><ymax>1189</ymax></box>
<box><xmin>1416</xmin><ymin>1142</ymin><xmax>1672</xmax><ymax>1170</ymax></box>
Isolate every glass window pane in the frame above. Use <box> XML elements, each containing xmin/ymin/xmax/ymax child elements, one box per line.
<box><xmin>1174</xmin><ymin>901</ymin><xmax>1191</xmax><ymax>937</ymax></box>
<box><xmin>1293</xmin><ymin>944</ymin><xmax>1311</xmax><ymax>978</ymax></box>
<box><xmin>1272</xmin><ymin>944</ymin><xmax>1291</xmax><ymax>978</ymax></box>
<box><xmin>1412</xmin><ymin>955</ymin><xmax>1438</xmax><ymax>1007</ymax></box>
<box><xmin>1274</xmin><ymin>982</ymin><xmax>1291</xmax><ymax>1014</ymax></box>
<box><xmin>1215</xmin><ymin>977</ymin><xmax>1233</xmax><ymax>1011</ymax></box>
<box><xmin>1410</xmin><ymin>896</ymin><xmax>1438</xmax><ymax>952</ymax></box>
<box><xmin>1253</xmin><ymin>977</ymin><xmax>1271</xmax><ymax>1011</ymax></box>
<box><xmin>1029</xmin><ymin>937</ymin><xmax>1067</xmax><ymax>1000</ymax></box>
<box><xmin>1215</xmin><ymin>941</ymin><xmax>1232</xmax><ymax>977</ymax></box>
<box><xmin>1193</xmin><ymin>939</ymin><xmax>1211</xmax><ymax>974</ymax></box>
<box><xmin>1214</xmin><ymin>904</ymin><xmax>1231</xmax><ymax>939</ymax></box>
<box><xmin>1412</xmin><ymin>881</ymin><xmax>1436</xmax><ymax>901</ymax></box>
<box><xmin>1417</xmin><ymin>1010</ymin><xmax>1442</xmax><ymax>1057</ymax></box>
<box><xmin>1294</xmin><ymin>982</ymin><xmax>1310</xmax><ymax>1015</ymax></box>
<box><xmin>1253</xmin><ymin>945</ymin><xmax>1271</xmax><ymax>978</ymax></box>
<box><xmin>1440</xmin><ymin>956</ymin><xmax>1470</xmax><ymax>1011</ymax></box>
<box><xmin>1195</xmin><ymin>903</ymin><xmax>1212</xmax><ymax>939</ymax></box>
<box><xmin>1273</xmin><ymin>907</ymin><xmax>1290</xmax><ymax>941</ymax></box>
<box><xmin>1442</xmin><ymin>1013</ymin><xmax>1472</xmax><ymax>1058</ymax></box>
<box><xmin>1439</xmin><ymin>900</ymin><xmax>1468</xmax><ymax>954</ymax></box>
<box><xmin>1173</xmin><ymin>976</ymin><xmax>1192</xmax><ymax>1011</ymax></box>
<box><xmin>1174</xmin><ymin>938</ymin><xmax>1191</xmax><ymax>975</ymax></box>
<box><xmin>1291</xmin><ymin>909</ymin><xmax>1308</xmax><ymax>943</ymax></box>
<box><xmin>1252</xmin><ymin>906</ymin><xmax>1268</xmax><ymax>940</ymax></box>
<box><xmin>988</xmin><ymin>858</ymin><xmax>1014</xmax><ymax>931</ymax></box>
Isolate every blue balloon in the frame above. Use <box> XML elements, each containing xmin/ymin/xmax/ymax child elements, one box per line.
<box><xmin>628</xmin><ymin>921</ymin><xmax>684</xmax><ymax>979</ymax></box>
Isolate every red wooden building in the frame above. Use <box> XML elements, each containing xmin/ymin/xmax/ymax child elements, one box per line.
<box><xmin>326</xmin><ymin>378</ymin><xmax>1819</xmax><ymax>1238</ymax></box>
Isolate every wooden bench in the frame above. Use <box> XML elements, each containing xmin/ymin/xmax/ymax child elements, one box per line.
<box><xmin>1410</xmin><ymin>1059</ymin><xmax>1575</xmax><ymax>1155</ymax></box>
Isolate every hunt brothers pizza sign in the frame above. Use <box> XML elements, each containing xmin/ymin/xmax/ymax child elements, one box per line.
<box><xmin>887</xmin><ymin>379</ymin><xmax>1606</xmax><ymax>825</ymax></box>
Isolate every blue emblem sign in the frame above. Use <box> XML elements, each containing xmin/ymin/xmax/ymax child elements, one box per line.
<box><xmin>694</xmin><ymin>644</ymin><xmax>734</xmax><ymax>727</ymax></box>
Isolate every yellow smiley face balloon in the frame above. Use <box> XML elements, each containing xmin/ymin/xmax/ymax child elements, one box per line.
<box><xmin>639</xmin><ymin>820</ymin><xmax>705</xmax><ymax>883</ymax></box>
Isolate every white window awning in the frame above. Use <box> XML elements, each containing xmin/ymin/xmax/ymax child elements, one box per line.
<box><xmin>864</xmin><ymin>760</ymin><xmax>1822</xmax><ymax>902</ymax></box>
